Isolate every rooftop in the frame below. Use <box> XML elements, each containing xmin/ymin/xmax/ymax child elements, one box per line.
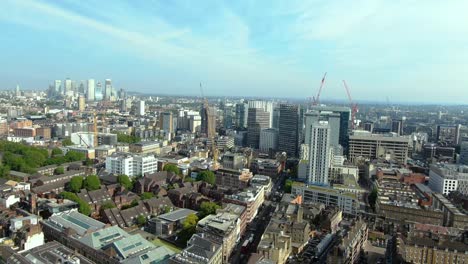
<box><xmin>157</xmin><ymin>208</ymin><xmax>197</xmax><ymax>222</ymax></box>
<box><xmin>45</xmin><ymin>210</ymin><xmax>106</xmax><ymax>237</ymax></box>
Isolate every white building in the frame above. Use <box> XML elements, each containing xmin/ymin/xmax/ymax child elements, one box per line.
<box><xmin>105</xmin><ymin>153</ymin><xmax>157</xmax><ymax>177</ymax></box>
<box><xmin>0</xmin><ymin>192</ymin><xmax>20</xmax><ymax>208</ymax></box>
<box><xmin>306</xmin><ymin>121</ymin><xmax>331</xmax><ymax>185</ymax></box>
<box><xmin>429</xmin><ymin>164</ymin><xmax>468</xmax><ymax>195</ymax></box>
<box><xmin>259</xmin><ymin>128</ymin><xmax>278</xmax><ymax>153</ymax></box>
<box><xmin>87</xmin><ymin>79</ymin><xmax>95</xmax><ymax>101</ymax></box>
<box><xmin>137</xmin><ymin>100</ymin><xmax>145</xmax><ymax>116</ymax></box>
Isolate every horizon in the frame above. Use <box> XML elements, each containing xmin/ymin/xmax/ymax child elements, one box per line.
<box><xmin>1</xmin><ymin>1</ymin><xmax>467</xmax><ymax>104</ymax></box>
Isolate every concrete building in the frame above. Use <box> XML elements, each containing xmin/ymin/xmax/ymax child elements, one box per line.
<box><xmin>221</xmin><ymin>153</ymin><xmax>245</xmax><ymax>170</ymax></box>
<box><xmin>247</xmin><ymin>108</ymin><xmax>270</xmax><ymax>149</ymax></box>
<box><xmin>248</xmin><ymin>100</ymin><xmax>273</xmax><ymax>128</ymax></box>
<box><xmin>305</xmin><ymin>110</ymin><xmax>341</xmax><ymax>148</ymax></box>
<box><xmin>14</xmin><ymin>127</ymin><xmax>36</xmax><ymax>138</ymax></box>
<box><xmin>170</xmin><ymin>233</ymin><xmax>222</xmax><ymax>264</ymax></box>
<box><xmin>137</xmin><ymin>100</ymin><xmax>145</xmax><ymax>116</ymax></box>
<box><xmin>223</xmin><ymin>186</ymin><xmax>265</xmax><ymax>223</ymax></box>
<box><xmin>292</xmin><ymin>183</ymin><xmax>360</xmax><ymax>216</ymax></box>
<box><xmin>160</xmin><ymin>112</ymin><xmax>174</xmax><ymax>134</ymax></box>
<box><xmin>148</xmin><ymin>208</ymin><xmax>197</xmax><ymax>236</ymax></box>
<box><xmin>306</xmin><ymin>121</ymin><xmax>331</xmax><ymax>185</ymax></box>
<box><xmin>278</xmin><ymin>104</ymin><xmax>300</xmax><ymax>157</ymax></box>
<box><xmin>429</xmin><ymin>164</ymin><xmax>468</xmax><ymax>195</ymax></box>
<box><xmin>309</xmin><ymin>106</ymin><xmax>350</xmax><ymax>151</ymax></box>
<box><xmin>78</xmin><ymin>95</ymin><xmax>86</xmax><ymax>111</ymax></box>
<box><xmin>200</xmin><ymin>105</ymin><xmax>216</xmax><ymax>137</ymax></box>
<box><xmin>197</xmin><ymin>212</ymin><xmax>241</xmax><ymax>263</ymax></box>
<box><xmin>104</xmin><ymin>79</ymin><xmax>112</xmax><ymax>100</ymax></box>
<box><xmin>327</xmin><ymin>219</ymin><xmax>368</xmax><ymax>264</ymax></box>
<box><xmin>436</xmin><ymin>124</ymin><xmax>461</xmax><ymax>146</ymax></box>
<box><xmin>259</xmin><ymin>128</ymin><xmax>278</xmax><ymax>153</ymax></box>
<box><xmin>349</xmin><ymin>130</ymin><xmax>411</xmax><ymax>164</ymax></box>
<box><xmin>105</xmin><ymin>152</ymin><xmax>158</xmax><ymax>177</ymax></box>
<box><xmin>129</xmin><ymin>141</ymin><xmax>161</xmax><ymax>154</ymax></box>
<box><xmin>459</xmin><ymin>141</ymin><xmax>468</xmax><ymax>165</ymax></box>
<box><xmin>251</xmin><ymin>174</ymin><xmax>273</xmax><ymax>197</ymax></box>
<box><xmin>215</xmin><ymin>168</ymin><xmax>253</xmax><ymax>190</ymax></box>
<box><xmin>86</xmin><ymin>79</ymin><xmax>95</xmax><ymax>101</ymax></box>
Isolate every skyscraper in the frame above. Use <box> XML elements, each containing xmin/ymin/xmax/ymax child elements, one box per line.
<box><xmin>54</xmin><ymin>80</ymin><xmax>61</xmax><ymax>94</ymax></box>
<box><xmin>95</xmin><ymin>82</ymin><xmax>103</xmax><ymax>101</ymax></box>
<box><xmin>15</xmin><ymin>84</ymin><xmax>20</xmax><ymax>97</ymax></box>
<box><xmin>78</xmin><ymin>96</ymin><xmax>86</xmax><ymax>111</ymax></box>
<box><xmin>223</xmin><ymin>107</ymin><xmax>234</xmax><ymax>129</ymax></box>
<box><xmin>86</xmin><ymin>79</ymin><xmax>95</xmax><ymax>102</ymax></box>
<box><xmin>200</xmin><ymin>105</ymin><xmax>216</xmax><ymax>137</ymax></box>
<box><xmin>247</xmin><ymin>108</ymin><xmax>270</xmax><ymax>149</ymax></box>
<box><xmin>391</xmin><ymin>119</ymin><xmax>403</xmax><ymax>135</ymax></box>
<box><xmin>137</xmin><ymin>100</ymin><xmax>145</xmax><ymax>116</ymax></box>
<box><xmin>305</xmin><ymin>111</ymin><xmax>341</xmax><ymax>148</ymax></box>
<box><xmin>278</xmin><ymin>104</ymin><xmax>300</xmax><ymax>157</ymax></box>
<box><xmin>248</xmin><ymin>100</ymin><xmax>273</xmax><ymax>128</ymax></box>
<box><xmin>64</xmin><ymin>78</ymin><xmax>72</xmax><ymax>95</ymax></box>
<box><xmin>309</xmin><ymin>106</ymin><xmax>350</xmax><ymax>152</ymax></box>
<box><xmin>260</xmin><ymin>128</ymin><xmax>278</xmax><ymax>153</ymax></box>
<box><xmin>104</xmin><ymin>79</ymin><xmax>112</xmax><ymax>100</ymax></box>
<box><xmin>306</xmin><ymin>121</ymin><xmax>331</xmax><ymax>185</ymax></box>
<box><xmin>235</xmin><ymin>103</ymin><xmax>248</xmax><ymax>128</ymax></box>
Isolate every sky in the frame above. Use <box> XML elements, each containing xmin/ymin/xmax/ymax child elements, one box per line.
<box><xmin>0</xmin><ymin>0</ymin><xmax>467</xmax><ymax>103</ymax></box>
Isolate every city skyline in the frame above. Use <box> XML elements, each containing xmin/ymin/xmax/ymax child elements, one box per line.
<box><xmin>1</xmin><ymin>0</ymin><xmax>467</xmax><ymax>103</ymax></box>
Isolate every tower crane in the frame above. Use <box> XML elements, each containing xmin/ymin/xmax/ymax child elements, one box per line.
<box><xmin>342</xmin><ymin>80</ymin><xmax>358</xmax><ymax>130</ymax></box>
<box><xmin>311</xmin><ymin>72</ymin><xmax>327</xmax><ymax>106</ymax></box>
<box><xmin>200</xmin><ymin>83</ymin><xmax>218</xmax><ymax>169</ymax></box>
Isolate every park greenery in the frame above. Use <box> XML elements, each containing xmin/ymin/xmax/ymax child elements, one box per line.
<box><xmin>117</xmin><ymin>174</ymin><xmax>133</xmax><ymax>190</ymax></box>
<box><xmin>0</xmin><ymin>141</ymin><xmax>85</xmax><ymax>176</ymax></box>
<box><xmin>66</xmin><ymin>175</ymin><xmax>101</xmax><ymax>192</ymax></box>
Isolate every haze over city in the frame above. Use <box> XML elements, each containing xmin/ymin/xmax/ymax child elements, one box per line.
<box><xmin>1</xmin><ymin>0</ymin><xmax>467</xmax><ymax>103</ymax></box>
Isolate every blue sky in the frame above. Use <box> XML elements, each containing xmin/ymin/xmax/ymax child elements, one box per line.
<box><xmin>1</xmin><ymin>0</ymin><xmax>467</xmax><ymax>103</ymax></box>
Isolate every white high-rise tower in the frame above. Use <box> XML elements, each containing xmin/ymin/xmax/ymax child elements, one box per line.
<box><xmin>306</xmin><ymin>121</ymin><xmax>331</xmax><ymax>185</ymax></box>
<box><xmin>87</xmin><ymin>79</ymin><xmax>95</xmax><ymax>102</ymax></box>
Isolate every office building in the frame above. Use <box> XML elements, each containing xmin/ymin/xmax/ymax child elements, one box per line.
<box><xmin>436</xmin><ymin>124</ymin><xmax>461</xmax><ymax>146</ymax></box>
<box><xmin>272</xmin><ymin>107</ymin><xmax>280</xmax><ymax>130</ymax></box>
<box><xmin>200</xmin><ymin>105</ymin><xmax>216</xmax><ymax>136</ymax></box>
<box><xmin>104</xmin><ymin>79</ymin><xmax>112</xmax><ymax>100</ymax></box>
<box><xmin>95</xmin><ymin>82</ymin><xmax>103</xmax><ymax>101</ymax></box>
<box><xmin>309</xmin><ymin>106</ymin><xmax>350</xmax><ymax>151</ymax></box>
<box><xmin>460</xmin><ymin>141</ymin><xmax>468</xmax><ymax>165</ymax></box>
<box><xmin>105</xmin><ymin>152</ymin><xmax>158</xmax><ymax>177</ymax></box>
<box><xmin>248</xmin><ymin>100</ymin><xmax>273</xmax><ymax>128</ymax></box>
<box><xmin>137</xmin><ymin>100</ymin><xmax>145</xmax><ymax>116</ymax></box>
<box><xmin>64</xmin><ymin>78</ymin><xmax>72</xmax><ymax>95</ymax></box>
<box><xmin>259</xmin><ymin>128</ymin><xmax>278</xmax><ymax>153</ymax></box>
<box><xmin>86</xmin><ymin>79</ymin><xmax>95</xmax><ymax>101</ymax></box>
<box><xmin>247</xmin><ymin>108</ymin><xmax>270</xmax><ymax>149</ymax></box>
<box><xmin>223</xmin><ymin>106</ymin><xmax>234</xmax><ymax>129</ymax></box>
<box><xmin>349</xmin><ymin>130</ymin><xmax>411</xmax><ymax>164</ymax></box>
<box><xmin>54</xmin><ymin>80</ymin><xmax>61</xmax><ymax>94</ymax></box>
<box><xmin>222</xmin><ymin>153</ymin><xmax>245</xmax><ymax>170</ymax></box>
<box><xmin>160</xmin><ymin>112</ymin><xmax>174</xmax><ymax>134</ymax></box>
<box><xmin>278</xmin><ymin>104</ymin><xmax>300</xmax><ymax>157</ymax></box>
<box><xmin>305</xmin><ymin>111</ymin><xmax>341</xmax><ymax>148</ymax></box>
<box><xmin>391</xmin><ymin>119</ymin><xmax>403</xmax><ymax>135</ymax></box>
<box><xmin>306</xmin><ymin>121</ymin><xmax>331</xmax><ymax>185</ymax></box>
<box><xmin>235</xmin><ymin>102</ymin><xmax>248</xmax><ymax>128</ymax></box>
<box><xmin>78</xmin><ymin>95</ymin><xmax>86</xmax><ymax>111</ymax></box>
<box><xmin>429</xmin><ymin>164</ymin><xmax>468</xmax><ymax>195</ymax></box>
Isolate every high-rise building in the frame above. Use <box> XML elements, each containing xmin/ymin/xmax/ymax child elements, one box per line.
<box><xmin>247</xmin><ymin>108</ymin><xmax>270</xmax><ymax>149</ymax></box>
<box><xmin>305</xmin><ymin>111</ymin><xmax>341</xmax><ymax>148</ymax></box>
<box><xmin>235</xmin><ymin>103</ymin><xmax>248</xmax><ymax>128</ymax></box>
<box><xmin>54</xmin><ymin>80</ymin><xmax>62</xmax><ymax>94</ymax></box>
<box><xmin>200</xmin><ymin>105</ymin><xmax>216</xmax><ymax>137</ymax></box>
<box><xmin>160</xmin><ymin>112</ymin><xmax>173</xmax><ymax>134</ymax></box>
<box><xmin>278</xmin><ymin>104</ymin><xmax>300</xmax><ymax>157</ymax></box>
<box><xmin>248</xmin><ymin>100</ymin><xmax>273</xmax><ymax>128</ymax></box>
<box><xmin>95</xmin><ymin>82</ymin><xmax>103</xmax><ymax>101</ymax></box>
<box><xmin>64</xmin><ymin>78</ymin><xmax>72</xmax><ymax>95</ymax></box>
<box><xmin>306</xmin><ymin>121</ymin><xmax>331</xmax><ymax>185</ymax></box>
<box><xmin>86</xmin><ymin>79</ymin><xmax>95</xmax><ymax>102</ymax></box>
<box><xmin>309</xmin><ymin>106</ymin><xmax>350</xmax><ymax>152</ymax></box>
<box><xmin>15</xmin><ymin>84</ymin><xmax>21</xmax><ymax>97</ymax></box>
<box><xmin>272</xmin><ymin>107</ymin><xmax>280</xmax><ymax>130</ymax></box>
<box><xmin>78</xmin><ymin>81</ymin><xmax>85</xmax><ymax>94</ymax></box>
<box><xmin>260</xmin><ymin>128</ymin><xmax>278</xmax><ymax>153</ymax></box>
<box><xmin>223</xmin><ymin>107</ymin><xmax>234</xmax><ymax>129</ymax></box>
<box><xmin>78</xmin><ymin>96</ymin><xmax>86</xmax><ymax>111</ymax></box>
<box><xmin>460</xmin><ymin>141</ymin><xmax>468</xmax><ymax>165</ymax></box>
<box><xmin>137</xmin><ymin>100</ymin><xmax>145</xmax><ymax>116</ymax></box>
<box><xmin>104</xmin><ymin>79</ymin><xmax>112</xmax><ymax>100</ymax></box>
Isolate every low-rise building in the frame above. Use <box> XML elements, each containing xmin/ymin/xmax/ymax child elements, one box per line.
<box><xmin>147</xmin><ymin>208</ymin><xmax>197</xmax><ymax>236</ymax></box>
<box><xmin>327</xmin><ymin>219</ymin><xmax>368</xmax><ymax>264</ymax></box>
<box><xmin>105</xmin><ymin>152</ymin><xmax>158</xmax><ymax>177</ymax></box>
<box><xmin>215</xmin><ymin>168</ymin><xmax>252</xmax><ymax>191</ymax></box>
<box><xmin>223</xmin><ymin>186</ymin><xmax>264</xmax><ymax>223</ymax></box>
<box><xmin>170</xmin><ymin>233</ymin><xmax>222</xmax><ymax>264</ymax></box>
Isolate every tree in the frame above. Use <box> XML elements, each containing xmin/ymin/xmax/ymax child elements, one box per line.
<box><xmin>368</xmin><ymin>188</ymin><xmax>378</xmax><ymax>211</ymax></box>
<box><xmin>68</xmin><ymin>176</ymin><xmax>83</xmax><ymax>193</ymax></box>
<box><xmin>62</xmin><ymin>138</ymin><xmax>73</xmax><ymax>146</ymax></box>
<box><xmin>196</xmin><ymin>170</ymin><xmax>216</xmax><ymax>185</ymax></box>
<box><xmin>65</xmin><ymin>151</ymin><xmax>85</xmax><ymax>162</ymax></box>
<box><xmin>60</xmin><ymin>191</ymin><xmax>91</xmax><ymax>216</ymax></box>
<box><xmin>179</xmin><ymin>213</ymin><xmax>199</xmax><ymax>245</ymax></box>
<box><xmin>54</xmin><ymin>166</ymin><xmax>65</xmax><ymax>175</ymax></box>
<box><xmin>199</xmin><ymin>201</ymin><xmax>220</xmax><ymax>218</ymax></box>
<box><xmin>84</xmin><ymin>175</ymin><xmax>101</xmax><ymax>191</ymax></box>
<box><xmin>136</xmin><ymin>215</ymin><xmax>147</xmax><ymax>226</ymax></box>
<box><xmin>117</xmin><ymin>174</ymin><xmax>133</xmax><ymax>190</ymax></box>
<box><xmin>51</xmin><ymin>147</ymin><xmax>63</xmax><ymax>156</ymax></box>
<box><xmin>163</xmin><ymin>164</ymin><xmax>180</xmax><ymax>175</ymax></box>
<box><xmin>284</xmin><ymin>179</ymin><xmax>293</xmax><ymax>193</ymax></box>
<box><xmin>140</xmin><ymin>192</ymin><xmax>154</xmax><ymax>200</ymax></box>
<box><xmin>101</xmin><ymin>201</ymin><xmax>116</xmax><ymax>210</ymax></box>
<box><xmin>116</xmin><ymin>133</ymin><xmax>141</xmax><ymax>144</ymax></box>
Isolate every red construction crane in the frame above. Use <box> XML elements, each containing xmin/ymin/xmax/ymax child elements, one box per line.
<box><xmin>342</xmin><ymin>80</ymin><xmax>358</xmax><ymax>130</ymax></box>
<box><xmin>311</xmin><ymin>72</ymin><xmax>327</xmax><ymax>106</ymax></box>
